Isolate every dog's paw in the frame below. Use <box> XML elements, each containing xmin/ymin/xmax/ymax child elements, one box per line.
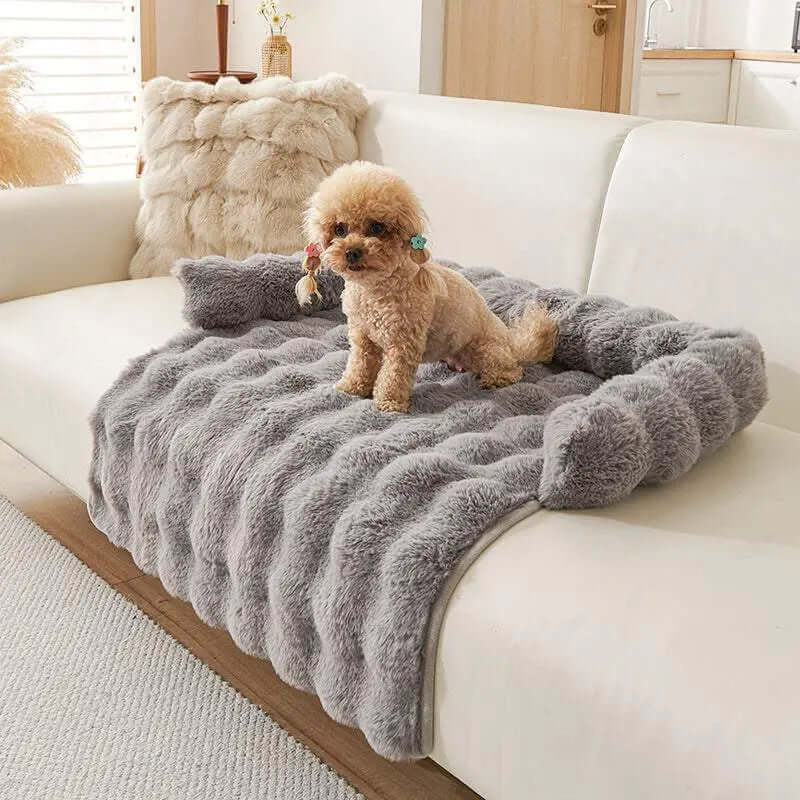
<box><xmin>336</xmin><ymin>378</ymin><xmax>373</xmax><ymax>398</ymax></box>
<box><xmin>441</xmin><ymin>357</ymin><xmax>468</xmax><ymax>373</ymax></box>
<box><xmin>479</xmin><ymin>369</ymin><xmax>522</xmax><ymax>390</ymax></box>
<box><xmin>374</xmin><ymin>396</ymin><xmax>410</xmax><ymax>413</ymax></box>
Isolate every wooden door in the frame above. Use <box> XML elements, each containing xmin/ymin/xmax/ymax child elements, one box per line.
<box><xmin>443</xmin><ymin>0</ymin><xmax>627</xmax><ymax>112</ymax></box>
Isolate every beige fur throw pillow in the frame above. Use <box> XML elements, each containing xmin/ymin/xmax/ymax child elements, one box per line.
<box><xmin>129</xmin><ymin>74</ymin><xmax>367</xmax><ymax>278</ymax></box>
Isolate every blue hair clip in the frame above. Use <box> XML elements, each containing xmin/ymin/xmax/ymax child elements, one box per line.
<box><xmin>410</xmin><ymin>234</ymin><xmax>427</xmax><ymax>250</ymax></box>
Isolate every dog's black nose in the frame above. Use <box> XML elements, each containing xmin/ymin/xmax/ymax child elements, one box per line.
<box><xmin>345</xmin><ymin>248</ymin><xmax>362</xmax><ymax>265</ymax></box>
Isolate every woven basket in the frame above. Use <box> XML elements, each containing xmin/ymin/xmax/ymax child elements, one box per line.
<box><xmin>261</xmin><ymin>35</ymin><xmax>292</xmax><ymax>79</ymax></box>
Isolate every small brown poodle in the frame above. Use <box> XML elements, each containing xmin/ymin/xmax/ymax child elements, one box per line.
<box><xmin>296</xmin><ymin>161</ymin><xmax>557</xmax><ymax>413</ymax></box>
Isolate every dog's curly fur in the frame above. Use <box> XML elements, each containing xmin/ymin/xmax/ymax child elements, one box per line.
<box><xmin>305</xmin><ymin>161</ymin><xmax>557</xmax><ymax>412</ymax></box>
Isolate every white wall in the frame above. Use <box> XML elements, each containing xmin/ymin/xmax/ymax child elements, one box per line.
<box><xmin>151</xmin><ymin>0</ymin><xmax>444</xmax><ymax>91</ymax></box>
<box><xmin>699</xmin><ymin>0</ymin><xmax>796</xmax><ymax>49</ymax></box>
<box><xmin>419</xmin><ymin>0</ymin><xmax>445</xmax><ymax>95</ymax></box>
<box><xmin>645</xmin><ymin>0</ymin><xmax>797</xmax><ymax>50</ymax></box>
<box><xmin>227</xmin><ymin>0</ymin><xmax>437</xmax><ymax>91</ymax></box>
<box><xmin>155</xmin><ymin>0</ymin><xmax>217</xmax><ymax>79</ymax></box>
<box><xmin>646</xmin><ymin>0</ymin><xmax>701</xmax><ymax>48</ymax></box>
<box><xmin>694</xmin><ymin>0</ymin><xmax>745</xmax><ymax>46</ymax></box>
<box><xmin>742</xmin><ymin>0</ymin><xmax>798</xmax><ymax>49</ymax></box>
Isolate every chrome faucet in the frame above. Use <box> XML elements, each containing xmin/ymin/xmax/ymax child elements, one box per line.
<box><xmin>644</xmin><ymin>0</ymin><xmax>674</xmax><ymax>49</ymax></box>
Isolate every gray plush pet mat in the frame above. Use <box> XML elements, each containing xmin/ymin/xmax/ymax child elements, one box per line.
<box><xmin>88</xmin><ymin>254</ymin><xmax>767</xmax><ymax>760</ymax></box>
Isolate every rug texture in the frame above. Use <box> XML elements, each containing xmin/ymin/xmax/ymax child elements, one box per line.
<box><xmin>88</xmin><ymin>255</ymin><xmax>767</xmax><ymax>760</ymax></box>
<box><xmin>0</xmin><ymin>496</ymin><xmax>362</xmax><ymax>800</ymax></box>
<box><xmin>129</xmin><ymin>74</ymin><xmax>367</xmax><ymax>278</ymax></box>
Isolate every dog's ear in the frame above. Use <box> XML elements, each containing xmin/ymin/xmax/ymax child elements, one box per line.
<box><xmin>414</xmin><ymin>262</ymin><xmax>446</xmax><ymax>295</ymax></box>
<box><xmin>396</xmin><ymin>189</ymin><xmax>429</xmax><ymax>254</ymax></box>
<box><xmin>409</xmin><ymin>246</ymin><xmax>431</xmax><ymax>265</ymax></box>
<box><xmin>305</xmin><ymin>221</ymin><xmax>330</xmax><ymax>251</ymax></box>
<box><xmin>303</xmin><ymin>201</ymin><xmax>331</xmax><ymax>251</ymax></box>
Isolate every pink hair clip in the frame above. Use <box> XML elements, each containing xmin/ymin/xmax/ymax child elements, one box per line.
<box><xmin>305</xmin><ymin>242</ymin><xmax>322</xmax><ymax>259</ymax></box>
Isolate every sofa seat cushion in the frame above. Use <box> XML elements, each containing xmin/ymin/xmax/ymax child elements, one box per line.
<box><xmin>2</xmin><ymin>278</ymin><xmax>798</xmax><ymax>798</ymax></box>
<box><xmin>433</xmin><ymin>419</ymin><xmax>800</xmax><ymax>800</ymax></box>
<box><xmin>0</xmin><ymin>277</ymin><xmax>184</xmax><ymax>498</ymax></box>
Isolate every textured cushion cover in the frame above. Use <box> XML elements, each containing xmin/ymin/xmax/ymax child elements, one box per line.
<box><xmin>129</xmin><ymin>74</ymin><xmax>367</xmax><ymax>278</ymax></box>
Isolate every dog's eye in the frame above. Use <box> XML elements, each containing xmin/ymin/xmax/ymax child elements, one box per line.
<box><xmin>366</xmin><ymin>221</ymin><xmax>385</xmax><ymax>237</ymax></box>
<box><xmin>334</xmin><ymin>222</ymin><xmax>348</xmax><ymax>238</ymax></box>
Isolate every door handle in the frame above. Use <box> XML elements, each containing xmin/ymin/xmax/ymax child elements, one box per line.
<box><xmin>588</xmin><ymin>3</ymin><xmax>616</xmax><ymax>35</ymax></box>
<box><xmin>589</xmin><ymin>3</ymin><xmax>616</xmax><ymax>22</ymax></box>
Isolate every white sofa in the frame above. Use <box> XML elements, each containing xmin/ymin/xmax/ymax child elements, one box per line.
<box><xmin>1</xmin><ymin>91</ymin><xmax>799</xmax><ymax>800</ymax></box>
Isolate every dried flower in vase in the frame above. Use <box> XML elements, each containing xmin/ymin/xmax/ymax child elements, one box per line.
<box><xmin>258</xmin><ymin>1</ymin><xmax>294</xmax><ymax>35</ymax></box>
<box><xmin>258</xmin><ymin>1</ymin><xmax>293</xmax><ymax>78</ymax></box>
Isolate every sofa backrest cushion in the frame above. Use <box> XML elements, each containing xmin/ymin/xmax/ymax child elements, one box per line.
<box><xmin>359</xmin><ymin>91</ymin><xmax>648</xmax><ymax>292</ymax></box>
<box><xmin>589</xmin><ymin>121</ymin><xmax>800</xmax><ymax>431</ymax></box>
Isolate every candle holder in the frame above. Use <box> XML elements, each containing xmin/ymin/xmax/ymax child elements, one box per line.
<box><xmin>188</xmin><ymin>1</ymin><xmax>257</xmax><ymax>84</ymax></box>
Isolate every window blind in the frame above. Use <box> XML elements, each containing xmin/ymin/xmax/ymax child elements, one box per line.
<box><xmin>1</xmin><ymin>0</ymin><xmax>141</xmax><ymax>182</ymax></box>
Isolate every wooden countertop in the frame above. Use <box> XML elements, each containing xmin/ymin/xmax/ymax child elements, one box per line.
<box><xmin>735</xmin><ymin>50</ymin><xmax>800</xmax><ymax>64</ymax></box>
<box><xmin>643</xmin><ymin>49</ymin><xmax>734</xmax><ymax>60</ymax></box>
<box><xmin>643</xmin><ymin>49</ymin><xmax>800</xmax><ymax>64</ymax></box>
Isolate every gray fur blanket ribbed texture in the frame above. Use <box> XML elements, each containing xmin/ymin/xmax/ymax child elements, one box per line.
<box><xmin>88</xmin><ymin>254</ymin><xmax>767</xmax><ymax>760</ymax></box>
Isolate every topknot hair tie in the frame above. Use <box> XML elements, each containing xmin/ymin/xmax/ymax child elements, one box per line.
<box><xmin>295</xmin><ymin>242</ymin><xmax>323</xmax><ymax>307</ymax></box>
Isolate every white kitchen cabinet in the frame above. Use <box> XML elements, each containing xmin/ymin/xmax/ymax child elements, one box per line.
<box><xmin>638</xmin><ymin>59</ymin><xmax>732</xmax><ymax>123</ymax></box>
<box><xmin>730</xmin><ymin>60</ymin><xmax>800</xmax><ymax>131</ymax></box>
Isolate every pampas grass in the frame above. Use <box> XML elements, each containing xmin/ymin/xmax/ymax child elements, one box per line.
<box><xmin>0</xmin><ymin>38</ymin><xmax>81</xmax><ymax>189</ymax></box>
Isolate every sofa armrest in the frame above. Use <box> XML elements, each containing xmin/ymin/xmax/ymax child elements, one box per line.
<box><xmin>0</xmin><ymin>181</ymin><xmax>140</xmax><ymax>302</ymax></box>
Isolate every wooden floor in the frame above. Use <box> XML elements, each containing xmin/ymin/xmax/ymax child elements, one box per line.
<box><xmin>0</xmin><ymin>442</ymin><xmax>481</xmax><ymax>800</ymax></box>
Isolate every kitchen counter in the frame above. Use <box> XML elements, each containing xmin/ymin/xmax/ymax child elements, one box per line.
<box><xmin>643</xmin><ymin>49</ymin><xmax>800</xmax><ymax>64</ymax></box>
<box><xmin>639</xmin><ymin>48</ymin><xmax>800</xmax><ymax>130</ymax></box>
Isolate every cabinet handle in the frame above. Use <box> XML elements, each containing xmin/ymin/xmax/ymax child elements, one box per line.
<box><xmin>656</xmin><ymin>90</ymin><xmax>682</xmax><ymax>96</ymax></box>
<box><xmin>790</xmin><ymin>77</ymin><xmax>799</xmax><ymax>87</ymax></box>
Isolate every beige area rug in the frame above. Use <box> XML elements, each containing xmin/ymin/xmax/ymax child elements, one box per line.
<box><xmin>0</xmin><ymin>495</ymin><xmax>363</xmax><ymax>800</ymax></box>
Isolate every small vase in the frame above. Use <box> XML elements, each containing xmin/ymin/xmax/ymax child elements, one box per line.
<box><xmin>261</xmin><ymin>34</ymin><xmax>292</xmax><ymax>79</ymax></box>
